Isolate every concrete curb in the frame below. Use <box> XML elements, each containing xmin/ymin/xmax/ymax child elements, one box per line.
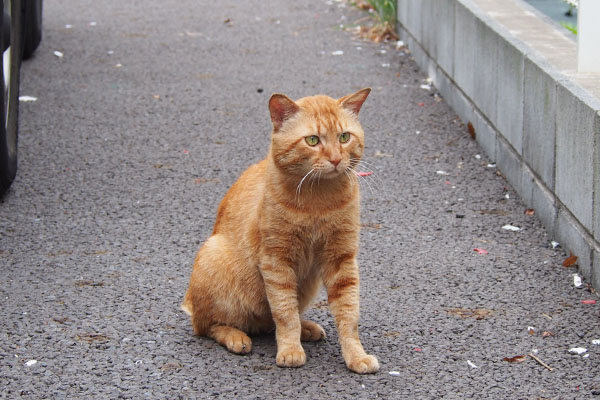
<box><xmin>397</xmin><ymin>0</ymin><xmax>600</xmax><ymax>289</ymax></box>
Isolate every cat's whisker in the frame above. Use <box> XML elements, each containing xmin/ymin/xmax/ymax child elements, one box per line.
<box><xmin>344</xmin><ymin>168</ymin><xmax>356</xmax><ymax>187</ymax></box>
<box><xmin>311</xmin><ymin>171</ymin><xmax>318</xmax><ymax>193</ymax></box>
<box><xmin>350</xmin><ymin>159</ymin><xmax>385</xmax><ymax>193</ymax></box>
<box><xmin>349</xmin><ymin>157</ymin><xmax>381</xmax><ymax>170</ymax></box>
<box><xmin>349</xmin><ymin>167</ymin><xmax>377</xmax><ymax>199</ymax></box>
<box><xmin>296</xmin><ymin>169</ymin><xmax>315</xmax><ymax>200</ymax></box>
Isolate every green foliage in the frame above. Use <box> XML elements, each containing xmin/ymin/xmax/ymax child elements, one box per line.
<box><xmin>560</xmin><ymin>22</ymin><xmax>577</xmax><ymax>35</ymax></box>
<box><xmin>365</xmin><ymin>0</ymin><xmax>397</xmax><ymax>30</ymax></box>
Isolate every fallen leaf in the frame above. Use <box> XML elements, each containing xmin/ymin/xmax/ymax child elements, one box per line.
<box><xmin>195</xmin><ymin>178</ymin><xmax>220</xmax><ymax>184</ymax></box>
<box><xmin>77</xmin><ymin>333</ymin><xmax>110</xmax><ymax>343</ymax></box>
<box><xmin>361</xmin><ymin>222</ymin><xmax>381</xmax><ymax>230</ymax></box>
<box><xmin>562</xmin><ymin>251</ymin><xmax>578</xmax><ymax>267</ymax></box>
<box><xmin>160</xmin><ymin>362</ymin><xmax>182</xmax><ymax>371</ymax></box>
<box><xmin>446</xmin><ymin>308</ymin><xmax>493</xmax><ymax>320</ymax></box>
<box><xmin>467</xmin><ymin>122</ymin><xmax>476</xmax><ymax>139</ymax></box>
<box><xmin>524</xmin><ymin>208</ymin><xmax>535</xmax><ymax>216</ymax></box>
<box><xmin>586</xmin><ymin>283</ymin><xmax>596</xmax><ymax>294</ymax></box>
<box><xmin>542</xmin><ymin>331</ymin><xmax>554</xmax><ymax>337</ymax></box>
<box><xmin>383</xmin><ymin>331</ymin><xmax>401</xmax><ymax>337</ymax></box>
<box><xmin>314</xmin><ymin>300</ymin><xmax>328</xmax><ymax>310</ymax></box>
<box><xmin>528</xmin><ymin>327</ymin><xmax>535</xmax><ymax>335</ymax></box>
<box><xmin>581</xmin><ymin>299</ymin><xmax>597</xmax><ymax>305</ymax></box>
<box><xmin>252</xmin><ymin>364</ymin><xmax>274</xmax><ymax>372</ymax></box>
<box><xmin>418</xmin><ymin>102</ymin><xmax>425</xmax><ymax>107</ymax></box>
<box><xmin>503</xmin><ymin>355</ymin><xmax>527</xmax><ymax>363</ymax></box>
<box><xmin>473</xmin><ymin>248</ymin><xmax>488</xmax><ymax>255</ymax></box>
<box><xmin>374</xmin><ymin>150</ymin><xmax>392</xmax><ymax>157</ymax></box>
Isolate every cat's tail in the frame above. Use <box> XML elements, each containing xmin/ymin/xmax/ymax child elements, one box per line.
<box><xmin>181</xmin><ymin>293</ymin><xmax>193</xmax><ymax>316</ymax></box>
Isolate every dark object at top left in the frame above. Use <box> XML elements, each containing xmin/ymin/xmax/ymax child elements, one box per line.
<box><xmin>0</xmin><ymin>0</ymin><xmax>43</xmax><ymax>196</ymax></box>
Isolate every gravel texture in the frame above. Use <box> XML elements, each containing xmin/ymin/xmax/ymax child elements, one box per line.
<box><xmin>1</xmin><ymin>0</ymin><xmax>599</xmax><ymax>398</ymax></box>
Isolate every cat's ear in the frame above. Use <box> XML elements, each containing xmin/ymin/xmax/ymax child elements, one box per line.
<box><xmin>269</xmin><ymin>94</ymin><xmax>300</xmax><ymax>131</ymax></box>
<box><xmin>339</xmin><ymin>88</ymin><xmax>371</xmax><ymax>116</ymax></box>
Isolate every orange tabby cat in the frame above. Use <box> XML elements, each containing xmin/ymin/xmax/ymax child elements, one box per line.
<box><xmin>181</xmin><ymin>88</ymin><xmax>379</xmax><ymax>374</ymax></box>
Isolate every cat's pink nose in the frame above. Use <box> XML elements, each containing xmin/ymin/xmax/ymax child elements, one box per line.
<box><xmin>329</xmin><ymin>158</ymin><xmax>341</xmax><ymax>167</ymax></box>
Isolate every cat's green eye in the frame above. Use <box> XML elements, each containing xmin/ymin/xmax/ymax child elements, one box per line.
<box><xmin>305</xmin><ymin>135</ymin><xmax>320</xmax><ymax>146</ymax></box>
<box><xmin>340</xmin><ymin>132</ymin><xmax>351</xmax><ymax>143</ymax></box>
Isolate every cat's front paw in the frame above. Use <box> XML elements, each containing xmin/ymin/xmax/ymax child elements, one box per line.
<box><xmin>276</xmin><ymin>345</ymin><xmax>306</xmax><ymax>368</ymax></box>
<box><xmin>347</xmin><ymin>354</ymin><xmax>379</xmax><ymax>374</ymax></box>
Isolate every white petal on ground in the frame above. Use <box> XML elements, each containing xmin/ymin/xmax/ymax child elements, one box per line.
<box><xmin>502</xmin><ymin>224</ymin><xmax>521</xmax><ymax>231</ymax></box>
<box><xmin>388</xmin><ymin>371</ymin><xmax>401</xmax><ymax>376</ymax></box>
<box><xmin>19</xmin><ymin>96</ymin><xmax>37</xmax><ymax>102</ymax></box>
<box><xmin>568</xmin><ymin>347</ymin><xmax>587</xmax><ymax>355</ymax></box>
<box><xmin>54</xmin><ymin>51</ymin><xmax>64</xmax><ymax>58</ymax></box>
<box><xmin>467</xmin><ymin>360</ymin><xmax>478</xmax><ymax>369</ymax></box>
<box><xmin>573</xmin><ymin>274</ymin><xmax>583</xmax><ymax>288</ymax></box>
<box><xmin>25</xmin><ymin>360</ymin><xmax>37</xmax><ymax>367</ymax></box>
<box><xmin>331</xmin><ymin>50</ymin><xmax>344</xmax><ymax>56</ymax></box>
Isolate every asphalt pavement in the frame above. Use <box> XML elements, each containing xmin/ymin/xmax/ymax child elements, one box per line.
<box><xmin>1</xmin><ymin>0</ymin><xmax>599</xmax><ymax>398</ymax></box>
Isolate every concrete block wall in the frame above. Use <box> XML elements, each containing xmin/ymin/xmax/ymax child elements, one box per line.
<box><xmin>397</xmin><ymin>0</ymin><xmax>600</xmax><ymax>289</ymax></box>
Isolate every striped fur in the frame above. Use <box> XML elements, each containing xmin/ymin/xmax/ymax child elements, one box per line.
<box><xmin>181</xmin><ymin>88</ymin><xmax>379</xmax><ymax>374</ymax></box>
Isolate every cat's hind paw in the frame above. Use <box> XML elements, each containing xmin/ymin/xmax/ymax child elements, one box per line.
<box><xmin>208</xmin><ymin>325</ymin><xmax>252</xmax><ymax>355</ymax></box>
<box><xmin>300</xmin><ymin>320</ymin><xmax>326</xmax><ymax>342</ymax></box>
<box><xmin>347</xmin><ymin>354</ymin><xmax>379</xmax><ymax>374</ymax></box>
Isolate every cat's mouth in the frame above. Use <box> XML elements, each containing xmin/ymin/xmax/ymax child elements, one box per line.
<box><xmin>319</xmin><ymin>166</ymin><xmax>347</xmax><ymax>179</ymax></box>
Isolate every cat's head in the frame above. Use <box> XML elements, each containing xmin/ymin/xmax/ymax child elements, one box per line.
<box><xmin>268</xmin><ymin>88</ymin><xmax>370</xmax><ymax>181</ymax></box>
